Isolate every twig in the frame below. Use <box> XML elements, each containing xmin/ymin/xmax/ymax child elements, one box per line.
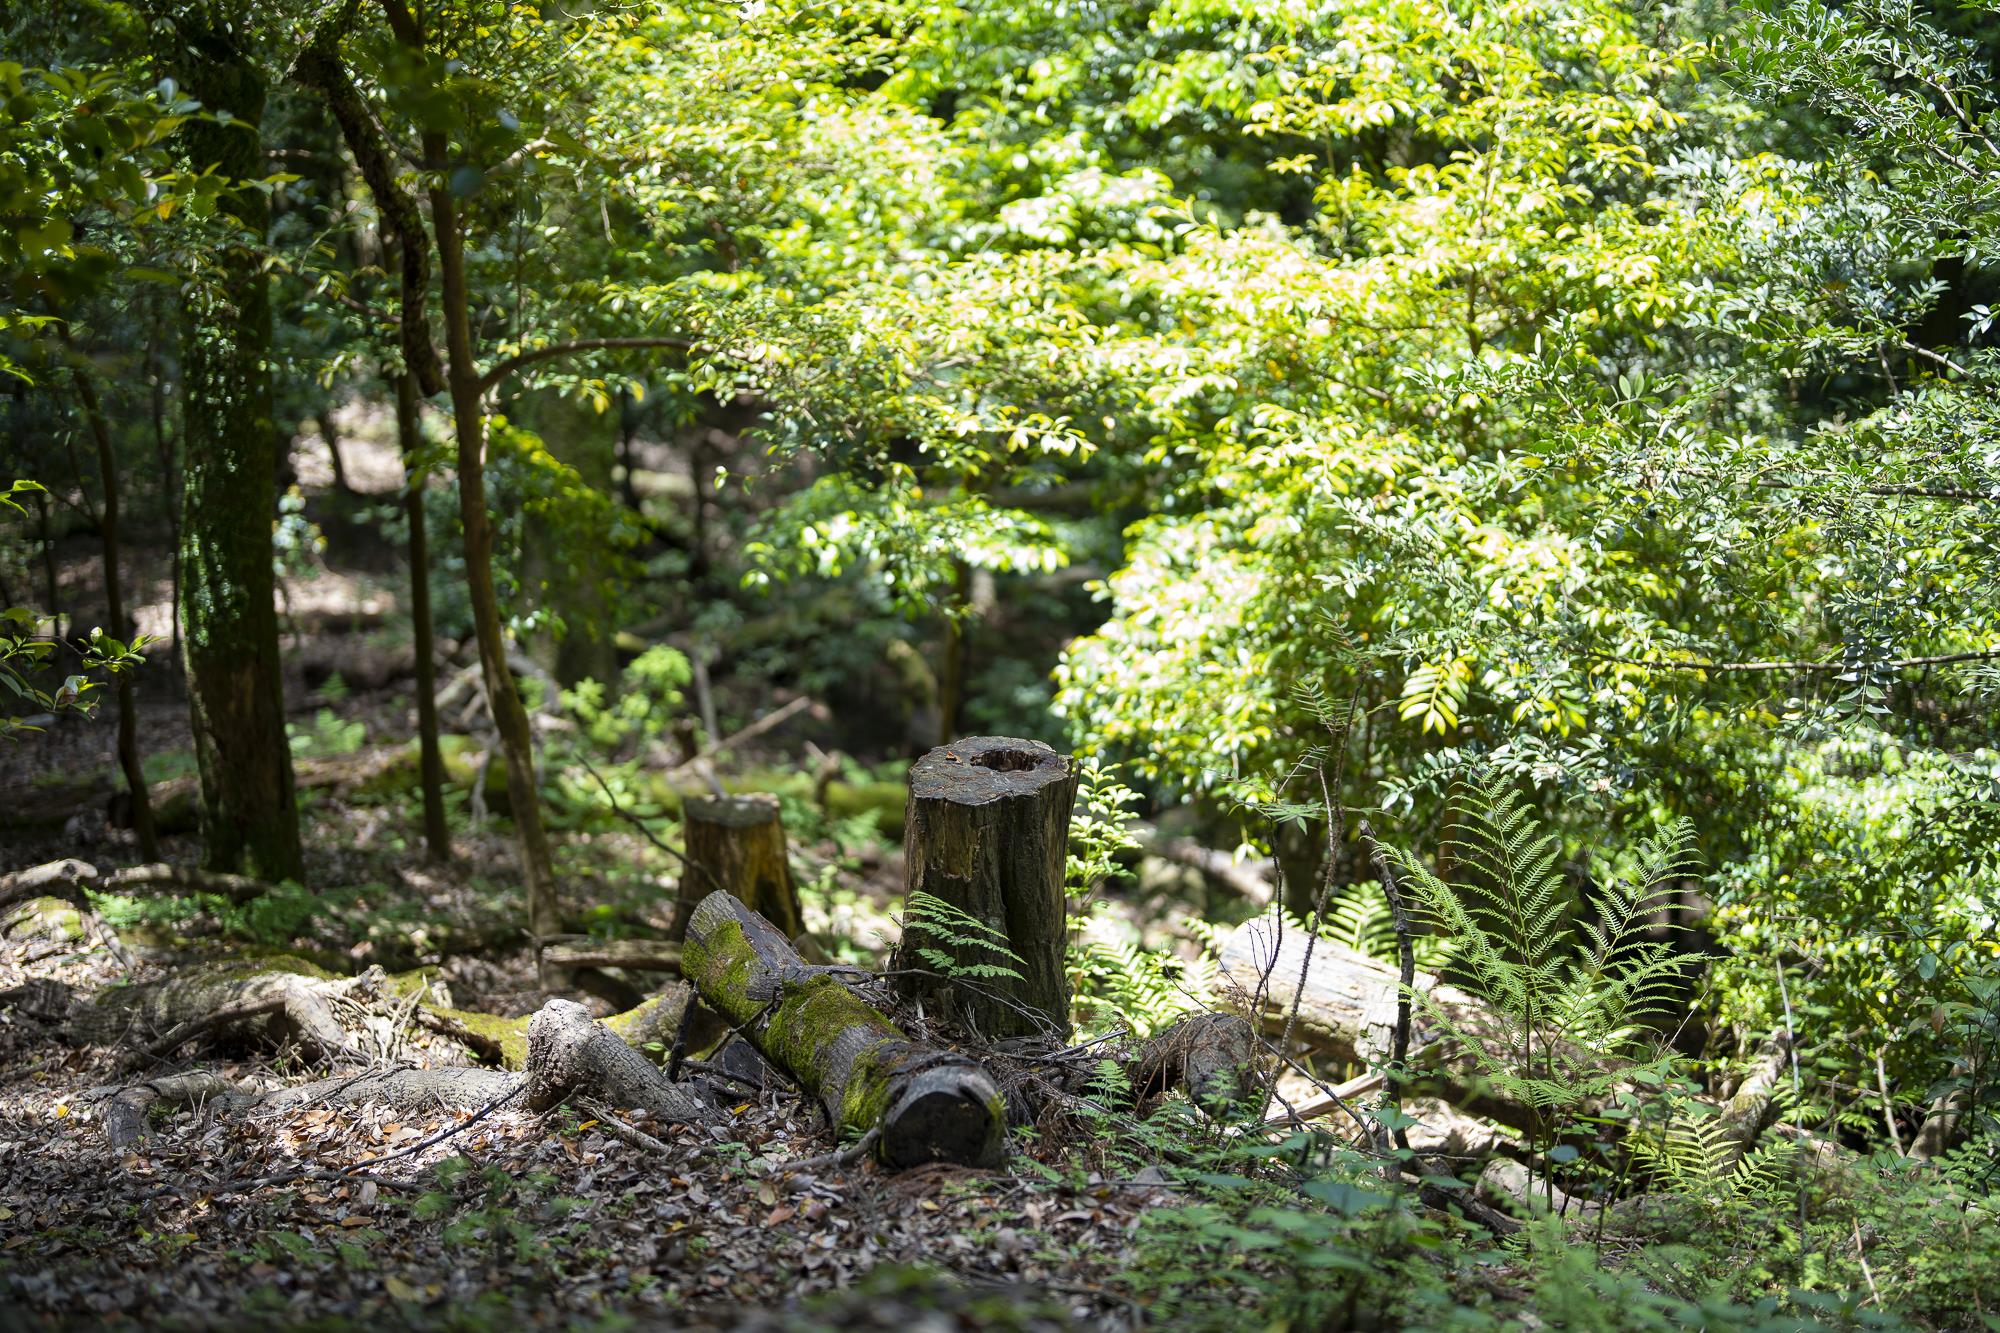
<box><xmin>1360</xmin><ymin>820</ymin><xmax>1415</xmax><ymax>1155</ymax></box>
<box><xmin>126</xmin><ymin>995</ymin><xmax>287</xmax><ymax>1070</ymax></box>
<box><xmin>579</xmin><ymin>1098</ymin><xmax>682</xmax><ymax>1156</ymax></box>
<box><xmin>775</xmin><ymin>1126</ymin><xmax>880</xmax><ymax>1175</ymax></box>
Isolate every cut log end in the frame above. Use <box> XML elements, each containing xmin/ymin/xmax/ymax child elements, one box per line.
<box><xmin>907</xmin><ymin>735</ymin><xmax>1074</xmax><ymax>807</ymax></box>
<box><xmin>877</xmin><ymin>1062</ymin><xmax>1008</xmax><ymax>1169</ymax></box>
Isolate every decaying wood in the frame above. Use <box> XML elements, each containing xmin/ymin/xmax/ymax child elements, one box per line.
<box><xmin>3</xmin><ymin>858</ymin><xmax>272</xmax><ymax>908</ymax></box>
<box><xmin>67</xmin><ymin>960</ymin><xmax>365</xmax><ymax>1065</ymax></box>
<box><xmin>524</xmin><ymin>998</ymin><xmax>716</xmax><ymax>1124</ymax></box>
<box><xmin>683</xmin><ymin>890</ymin><xmax>1006</xmax><ymax>1168</ymax></box>
<box><xmin>101</xmin><ymin>1071</ymin><xmax>247</xmax><ymax>1148</ymax></box>
<box><xmin>1134</xmin><ymin>829</ymin><xmax>1273</xmax><ymax>907</ymax></box>
<box><xmin>896</xmin><ymin>736</ymin><xmax>1078</xmax><ymax>1041</ymax></box>
<box><xmin>668</xmin><ymin>794</ymin><xmax>801</xmax><ymax>942</ymax></box>
<box><xmin>1130</xmin><ymin>1012</ymin><xmax>1266</xmax><ymax>1121</ymax></box>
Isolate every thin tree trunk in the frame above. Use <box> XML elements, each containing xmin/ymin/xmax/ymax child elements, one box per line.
<box><xmin>147</xmin><ymin>313</ymin><xmax>180</xmax><ymax>659</ymax></box>
<box><xmin>423</xmin><ymin>131</ymin><xmax>561</xmax><ymax>949</ymax></box>
<box><xmin>35</xmin><ymin>489</ymin><xmax>60</xmax><ymax>639</ymax></box>
<box><xmin>936</xmin><ymin>558</ymin><xmax>971</xmax><ymax>748</ymax></box>
<box><xmin>317</xmin><ymin>407</ymin><xmax>351</xmax><ymax>494</ymax></box>
<box><xmin>163</xmin><ymin>9</ymin><xmax>301</xmax><ymax>884</ymax></box>
<box><xmin>67</xmin><ymin>357</ymin><xmax>157</xmax><ymax>858</ymax></box>
<box><xmin>397</xmin><ymin>371</ymin><xmax>449</xmax><ymax>861</ymax></box>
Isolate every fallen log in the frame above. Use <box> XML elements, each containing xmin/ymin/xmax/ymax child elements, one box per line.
<box><xmin>1218</xmin><ymin>914</ymin><xmax>1602</xmax><ymax>1134</ymax></box>
<box><xmin>896</xmin><ymin>736</ymin><xmax>1078</xmax><ymax>1041</ymax></box>
<box><xmin>682</xmin><ymin>890</ymin><xmax>1006</xmax><ymax>1168</ymax></box>
<box><xmin>67</xmin><ymin>958</ymin><xmax>365</xmax><ymax>1064</ymax></box>
<box><xmin>541</xmin><ymin>937</ymin><xmax>684</xmax><ymax>972</ymax></box>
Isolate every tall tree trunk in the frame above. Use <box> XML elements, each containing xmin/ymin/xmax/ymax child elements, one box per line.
<box><xmin>166</xmin><ymin>11</ymin><xmax>302</xmax><ymax>884</ymax></box>
<box><xmin>397</xmin><ymin>371</ymin><xmax>449</xmax><ymax>862</ymax></box>
<box><xmin>425</xmin><ymin>141</ymin><xmax>561</xmax><ymax>948</ymax></box>
<box><xmin>67</xmin><ymin>358</ymin><xmax>157</xmax><ymax>859</ymax></box>
<box><xmin>316</xmin><ymin>407</ymin><xmax>351</xmax><ymax>494</ymax></box>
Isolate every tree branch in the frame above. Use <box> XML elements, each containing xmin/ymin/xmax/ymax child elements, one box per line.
<box><xmin>477</xmin><ymin>336</ymin><xmax>697</xmax><ymax>395</ymax></box>
<box><xmin>289</xmin><ymin>0</ymin><xmax>446</xmax><ymax>395</ymax></box>
<box><xmin>1593</xmin><ymin>648</ymin><xmax>2000</xmax><ymax>674</ymax></box>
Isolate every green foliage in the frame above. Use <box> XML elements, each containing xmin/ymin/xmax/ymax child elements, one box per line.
<box><xmin>901</xmin><ymin>890</ymin><xmax>1026</xmax><ymax>982</ymax></box>
<box><xmin>1383</xmin><ymin>776</ymin><xmax>1697</xmax><ymax>1157</ymax></box>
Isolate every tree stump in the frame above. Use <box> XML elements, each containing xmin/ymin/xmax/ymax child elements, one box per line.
<box><xmin>667</xmin><ymin>794</ymin><xmax>800</xmax><ymax>942</ymax></box>
<box><xmin>895</xmin><ymin>736</ymin><xmax>1078</xmax><ymax>1041</ymax></box>
<box><xmin>681</xmin><ymin>890</ymin><xmax>1006</xmax><ymax>1168</ymax></box>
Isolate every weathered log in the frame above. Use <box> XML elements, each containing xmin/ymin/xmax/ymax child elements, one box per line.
<box><xmin>1130</xmin><ymin>1012</ymin><xmax>1267</xmax><ymax>1121</ymax></box>
<box><xmin>667</xmin><ymin>794</ymin><xmax>801</xmax><ymax>942</ymax></box>
<box><xmin>523</xmin><ymin>998</ymin><xmax>715</xmax><ymax>1124</ymax></box>
<box><xmin>1218</xmin><ymin>914</ymin><xmax>1569</xmax><ymax>1132</ymax></box>
<box><xmin>66</xmin><ymin>959</ymin><xmax>363</xmax><ymax>1063</ymax></box>
<box><xmin>683</xmin><ymin>890</ymin><xmax>1006</xmax><ymax>1168</ymax></box>
<box><xmin>895</xmin><ymin>736</ymin><xmax>1078</xmax><ymax>1041</ymax></box>
<box><xmin>101</xmin><ymin>1072</ymin><xmax>247</xmax><ymax>1148</ymax></box>
<box><xmin>1135</xmin><ymin>829</ymin><xmax>1273</xmax><ymax>907</ymax></box>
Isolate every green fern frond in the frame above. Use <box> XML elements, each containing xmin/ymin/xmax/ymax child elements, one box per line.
<box><xmin>903</xmin><ymin>891</ymin><xmax>1026</xmax><ymax>982</ymax></box>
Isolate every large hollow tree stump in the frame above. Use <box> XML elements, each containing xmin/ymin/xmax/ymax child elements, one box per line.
<box><xmin>682</xmin><ymin>890</ymin><xmax>1006</xmax><ymax>1168</ymax></box>
<box><xmin>895</xmin><ymin>736</ymin><xmax>1078</xmax><ymax>1041</ymax></box>
<box><xmin>667</xmin><ymin>794</ymin><xmax>801</xmax><ymax>942</ymax></box>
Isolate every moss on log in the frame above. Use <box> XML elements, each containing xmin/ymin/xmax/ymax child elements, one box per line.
<box><xmin>683</xmin><ymin>890</ymin><xmax>1005</xmax><ymax>1169</ymax></box>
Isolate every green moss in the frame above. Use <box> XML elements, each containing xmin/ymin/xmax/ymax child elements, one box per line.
<box><xmin>383</xmin><ymin>967</ymin><xmax>443</xmax><ymax>1000</ymax></box>
<box><xmin>0</xmin><ymin>897</ymin><xmax>86</xmax><ymax>941</ymax></box>
<box><xmin>428</xmin><ymin>1007</ymin><xmax>529</xmax><ymax>1069</ymax></box>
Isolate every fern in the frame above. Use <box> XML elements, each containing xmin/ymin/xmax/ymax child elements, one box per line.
<box><xmin>1073</xmin><ymin>906</ymin><xmax>1221</xmax><ymax>1038</ymax></box>
<box><xmin>1380</xmin><ymin>774</ymin><xmax>1698</xmax><ymax>1134</ymax></box>
<box><xmin>1630</xmin><ymin>1103</ymin><xmax>1798</xmax><ymax>1209</ymax></box>
<box><xmin>902</xmin><ymin>891</ymin><xmax>1026</xmax><ymax>982</ymax></box>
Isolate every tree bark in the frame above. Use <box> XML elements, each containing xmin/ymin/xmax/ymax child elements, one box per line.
<box><xmin>165</xmin><ymin>8</ymin><xmax>303</xmax><ymax>884</ymax></box>
<box><xmin>667</xmin><ymin>794</ymin><xmax>800</xmax><ymax>942</ymax></box>
<box><xmin>65</xmin><ymin>354</ymin><xmax>156</xmax><ymax>858</ymax></box>
<box><xmin>396</xmin><ymin>370</ymin><xmax>450</xmax><ymax>861</ymax></box>
<box><xmin>683</xmin><ymin>890</ymin><xmax>1007</xmax><ymax>1168</ymax></box>
<box><xmin>895</xmin><ymin>736</ymin><xmax>1078</xmax><ymax>1041</ymax></box>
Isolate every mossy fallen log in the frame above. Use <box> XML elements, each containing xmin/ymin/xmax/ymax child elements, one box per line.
<box><xmin>681</xmin><ymin>890</ymin><xmax>1006</xmax><ymax>1169</ymax></box>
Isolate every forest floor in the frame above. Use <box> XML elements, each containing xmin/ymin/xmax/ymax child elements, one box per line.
<box><xmin>0</xmin><ymin>425</ymin><xmax>1195</xmax><ymax>1330</ymax></box>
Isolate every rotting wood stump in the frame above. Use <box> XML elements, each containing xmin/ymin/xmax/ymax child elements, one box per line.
<box><xmin>668</xmin><ymin>794</ymin><xmax>801</xmax><ymax>942</ymax></box>
<box><xmin>895</xmin><ymin>736</ymin><xmax>1078</xmax><ymax>1041</ymax></box>
<box><xmin>682</xmin><ymin>890</ymin><xmax>1006</xmax><ymax>1169</ymax></box>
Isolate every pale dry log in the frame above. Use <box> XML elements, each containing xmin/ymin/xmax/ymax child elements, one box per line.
<box><xmin>524</xmin><ymin>998</ymin><xmax>716</xmax><ymax>1124</ymax></box>
<box><xmin>541</xmin><ymin>937</ymin><xmax>684</xmax><ymax>972</ymax></box>
<box><xmin>263</xmin><ymin>1066</ymin><xmax>520</xmax><ymax>1114</ymax></box>
<box><xmin>66</xmin><ymin>961</ymin><xmax>363</xmax><ymax>1063</ymax></box>
<box><xmin>896</xmin><ymin>736</ymin><xmax>1078</xmax><ymax>1040</ymax></box>
<box><xmin>1219</xmin><ymin>916</ymin><xmax>1617</xmax><ymax>1135</ymax></box>
<box><xmin>1134</xmin><ymin>830</ymin><xmax>1273</xmax><ymax>907</ymax></box>
<box><xmin>683</xmin><ymin>890</ymin><xmax>1006</xmax><ymax>1168</ymax></box>
<box><xmin>667</xmin><ymin>794</ymin><xmax>800</xmax><ymax>941</ymax></box>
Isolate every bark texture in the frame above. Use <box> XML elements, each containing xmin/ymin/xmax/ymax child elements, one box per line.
<box><xmin>523</xmin><ymin>998</ymin><xmax>714</xmax><ymax>1124</ymax></box>
<box><xmin>1130</xmin><ymin>1012</ymin><xmax>1266</xmax><ymax>1121</ymax></box>
<box><xmin>895</xmin><ymin>736</ymin><xmax>1078</xmax><ymax>1041</ymax></box>
<box><xmin>668</xmin><ymin>794</ymin><xmax>799</xmax><ymax>942</ymax></box>
<box><xmin>167</xmin><ymin>9</ymin><xmax>302</xmax><ymax>884</ymax></box>
<box><xmin>683</xmin><ymin>891</ymin><xmax>1006</xmax><ymax>1168</ymax></box>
